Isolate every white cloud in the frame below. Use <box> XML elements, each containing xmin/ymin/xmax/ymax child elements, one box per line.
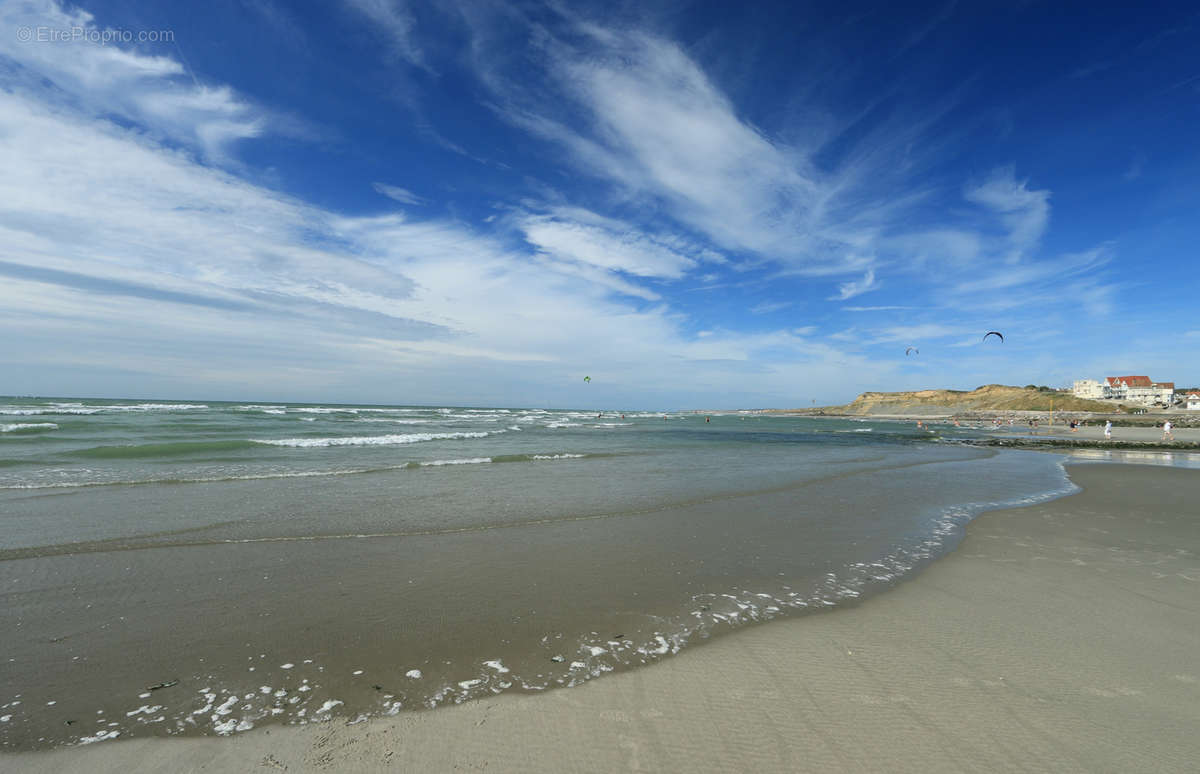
<box><xmin>964</xmin><ymin>166</ymin><xmax>1050</xmax><ymax>261</ymax></box>
<box><xmin>842</xmin><ymin>305</ymin><xmax>915</xmax><ymax>312</ymax></box>
<box><xmin>471</xmin><ymin>24</ymin><xmax>901</xmax><ymax>281</ymax></box>
<box><xmin>519</xmin><ymin>212</ymin><xmax>699</xmax><ymax>280</ymax></box>
<box><xmin>343</xmin><ymin>0</ymin><xmax>427</xmax><ymax>68</ymax></box>
<box><xmin>871</xmin><ymin>324</ymin><xmax>960</xmax><ymax>343</ymax></box>
<box><xmin>829</xmin><ymin>269</ymin><xmax>880</xmax><ymax>300</ymax></box>
<box><xmin>373</xmin><ymin>182</ymin><xmax>426</xmax><ymax>205</ymax></box>
<box><xmin>0</xmin><ymin>79</ymin><xmax>891</xmax><ymax>405</ymax></box>
<box><xmin>0</xmin><ymin>0</ymin><xmax>264</xmax><ymax>161</ymax></box>
<box><xmin>949</xmin><ymin>247</ymin><xmax>1110</xmax><ymax>295</ymax></box>
<box><xmin>885</xmin><ymin>229</ymin><xmax>981</xmax><ymax>266</ymax></box>
<box><xmin>750</xmin><ymin>300</ymin><xmax>792</xmax><ymax>315</ymax></box>
<box><xmin>2</xmin><ymin>3</ymin><xmax>1165</xmax><ymax>404</ymax></box>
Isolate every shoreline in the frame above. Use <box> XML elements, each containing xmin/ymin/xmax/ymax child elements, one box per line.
<box><xmin>7</xmin><ymin>461</ymin><xmax>1198</xmax><ymax>772</ymax></box>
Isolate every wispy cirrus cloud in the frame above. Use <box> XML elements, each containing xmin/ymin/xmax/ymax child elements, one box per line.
<box><xmin>0</xmin><ymin>0</ymin><xmax>266</xmax><ymax>161</ymax></box>
<box><xmin>870</xmin><ymin>323</ymin><xmax>960</xmax><ymax>343</ymax></box>
<box><xmin>6</xmin><ymin>0</ymin><xmax>1178</xmax><ymax>404</ymax></box>
<box><xmin>373</xmin><ymin>182</ymin><xmax>427</xmax><ymax>205</ymax></box>
<box><xmin>516</xmin><ymin>206</ymin><xmax>725</xmax><ymax>284</ymax></box>
<box><xmin>461</xmin><ymin>19</ymin><xmax>903</xmax><ymax>282</ymax></box>
<box><xmin>842</xmin><ymin>305</ymin><xmax>916</xmax><ymax>312</ymax></box>
<box><xmin>342</xmin><ymin>0</ymin><xmax>428</xmax><ymax>69</ymax></box>
<box><xmin>358</xmin><ymin>6</ymin><xmax>1125</xmax><ymax>332</ymax></box>
<box><xmin>949</xmin><ymin>246</ymin><xmax>1111</xmax><ymax>296</ymax></box>
<box><xmin>0</xmin><ymin>32</ymin><xmax>882</xmax><ymax>406</ymax></box>
<box><xmin>964</xmin><ymin>166</ymin><xmax>1050</xmax><ymax>262</ymax></box>
<box><xmin>750</xmin><ymin>300</ymin><xmax>793</xmax><ymax>315</ymax></box>
<box><xmin>829</xmin><ymin>268</ymin><xmax>880</xmax><ymax>300</ymax></box>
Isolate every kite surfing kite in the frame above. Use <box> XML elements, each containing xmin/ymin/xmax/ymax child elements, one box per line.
<box><xmin>982</xmin><ymin>331</ymin><xmax>1004</xmax><ymax>343</ymax></box>
<box><xmin>905</xmin><ymin>346</ymin><xmax>919</xmax><ymax>356</ymax></box>
<box><xmin>583</xmin><ymin>376</ymin><xmax>591</xmax><ymax>383</ymax></box>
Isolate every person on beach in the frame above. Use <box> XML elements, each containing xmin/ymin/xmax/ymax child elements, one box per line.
<box><xmin>1104</xmin><ymin>420</ymin><xmax>1112</xmax><ymax>440</ymax></box>
<box><xmin>1162</xmin><ymin>420</ymin><xmax>1173</xmax><ymax>441</ymax></box>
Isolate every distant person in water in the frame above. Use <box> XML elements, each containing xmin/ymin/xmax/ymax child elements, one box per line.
<box><xmin>1162</xmin><ymin>420</ymin><xmax>1173</xmax><ymax>441</ymax></box>
<box><xmin>1104</xmin><ymin>420</ymin><xmax>1112</xmax><ymax>440</ymax></box>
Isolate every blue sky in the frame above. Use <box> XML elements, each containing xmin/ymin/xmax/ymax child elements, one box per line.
<box><xmin>1</xmin><ymin>0</ymin><xmax>1197</xmax><ymax>408</ymax></box>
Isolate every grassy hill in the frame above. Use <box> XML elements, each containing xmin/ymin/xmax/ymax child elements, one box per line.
<box><xmin>830</xmin><ymin>384</ymin><xmax>1114</xmax><ymax>415</ymax></box>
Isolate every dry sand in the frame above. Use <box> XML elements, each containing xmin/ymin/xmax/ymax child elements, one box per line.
<box><xmin>7</xmin><ymin>463</ymin><xmax>1199</xmax><ymax>773</ymax></box>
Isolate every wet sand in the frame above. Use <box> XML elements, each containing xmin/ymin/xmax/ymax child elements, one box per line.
<box><xmin>1034</xmin><ymin>424</ymin><xmax>1200</xmax><ymax>444</ymax></box>
<box><xmin>7</xmin><ymin>462</ymin><xmax>1199</xmax><ymax>772</ymax></box>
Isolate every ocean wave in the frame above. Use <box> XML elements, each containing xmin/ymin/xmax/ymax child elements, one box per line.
<box><xmin>0</xmin><ymin>451</ymin><xmax>591</xmax><ymax>490</ymax></box>
<box><xmin>406</xmin><ymin>453</ymin><xmax>590</xmax><ymax>468</ymax></box>
<box><xmin>1</xmin><ymin>422</ymin><xmax>59</xmax><ymax>433</ymax></box>
<box><xmin>408</xmin><ymin>457</ymin><xmax>493</xmax><ymax>467</ymax></box>
<box><xmin>1</xmin><ymin>403</ymin><xmax>207</xmax><ymax>415</ymax></box>
<box><xmin>256</xmin><ymin>431</ymin><xmax>492</xmax><ymax>448</ymax></box>
<box><xmin>111</xmin><ymin>403</ymin><xmax>209</xmax><ymax>411</ymax></box>
<box><xmin>292</xmin><ymin>406</ymin><xmax>424</xmax><ymax>416</ymax></box>
<box><xmin>66</xmin><ymin>440</ymin><xmax>263</xmax><ymax>459</ymax></box>
<box><xmin>1</xmin><ymin>408</ymin><xmax>101</xmax><ymax>415</ymax></box>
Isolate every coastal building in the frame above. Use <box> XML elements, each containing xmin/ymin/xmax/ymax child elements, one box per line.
<box><xmin>1103</xmin><ymin>376</ymin><xmax>1174</xmax><ymax>407</ymax></box>
<box><xmin>1149</xmin><ymin>381</ymin><xmax>1174</xmax><ymax>407</ymax></box>
<box><xmin>1187</xmin><ymin>393</ymin><xmax>1200</xmax><ymax>411</ymax></box>
<box><xmin>1072</xmin><ymin>375</ymin><xmax>1175</xmax><ymax>407</ymax></box>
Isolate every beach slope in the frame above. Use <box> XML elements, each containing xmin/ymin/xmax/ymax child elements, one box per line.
<box><xmin>8</xmin><ymin>463</ymin><xmax>1199</xmax><ymax>773</ymax></box>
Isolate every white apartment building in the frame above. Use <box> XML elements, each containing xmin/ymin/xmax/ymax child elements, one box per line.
<box><xmin>1072</xmin><ymin>379</ymin><xmax>1107</xmax><ymax>400</ymax></box>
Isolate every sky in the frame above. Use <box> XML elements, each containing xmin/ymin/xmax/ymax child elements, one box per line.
<box><xmin>1</xmin><ymin>0</ymin><xmax>1198</xmax><ymax>408</ymax></box>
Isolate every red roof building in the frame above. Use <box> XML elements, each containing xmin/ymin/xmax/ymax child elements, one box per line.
<box><xmin>1106</xmin><ymin>375</ymin><xmax>1152</xmax><ymax>388</ymax></box>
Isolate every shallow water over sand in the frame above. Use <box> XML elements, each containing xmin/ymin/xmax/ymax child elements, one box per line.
<box><xmin>0</xmin><ymin>400</ymin><xmax>1075</xmax><ymax>749</ymax></box>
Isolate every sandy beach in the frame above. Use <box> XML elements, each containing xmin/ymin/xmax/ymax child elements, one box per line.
<box><xmin>6</xmin><ymin>461</ymin><xmax>1197</xmax><ymax>773</ymax></box>
<box><xmin>1034</xmin><ymin>423</ymin><xmax>1200</xmax><ymax>444</ymax></box>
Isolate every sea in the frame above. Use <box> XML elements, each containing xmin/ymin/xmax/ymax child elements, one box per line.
<box><xmin>0</xmin><ymin>397</ymin><xmax>1080</xmax><ymax>749</ymax></box>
